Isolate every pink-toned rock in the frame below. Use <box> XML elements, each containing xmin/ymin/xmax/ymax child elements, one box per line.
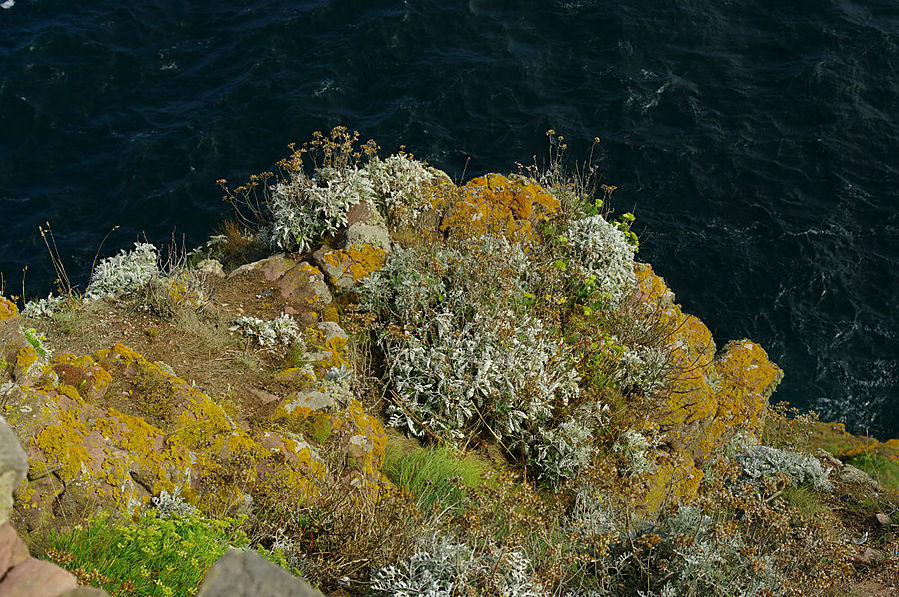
<box><xmin>876</xmin><ymin>512</ymin><xmax>892</xmax><ymax>526</ymax></box>
<box><xmin>0</xmin><ymin>523</ymin><xmax>29</xmax><ymax>578</ymax></box>
<box><xmin>0</xmin><ymin>557</ymin><xmax>77</xmax><ymax>596</ymax></box>
<box><xmin>851</xmin><ymin>547</ymin><xmax>885</xmax><ymax>567</ymax></box>
<box><xmin>278</xmin><ymin>263</ymin><xmax>332</xmax><ymax>308</ymax></box>
<box><xmin>228</xmin><ymin>254</ymin><xmax>297</xmax><ymax>281</ymax></box>
<box><xmin>346</xmin><ymin>201</ymin><xmax>377</xmax><ymax>227</ymax></box>
<box><xmin>248</xmin><ymin>388</ymin><xmax>281</xmax><ymax>404</ymax></box>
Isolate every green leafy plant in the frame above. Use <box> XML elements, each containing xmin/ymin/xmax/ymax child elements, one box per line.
<box><xmin>43</xmin><ymin>510</ymin><xmax>250</xmax><ymax>597</ymax></box>
<box><xmin>23</xmin><ymin>327</ymin><xmax>51</xmax><ymax>357</ymax></box>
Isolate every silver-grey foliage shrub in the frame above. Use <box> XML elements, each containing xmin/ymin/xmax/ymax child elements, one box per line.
<box><xmin>85</xmin><ymin>242</ymin><xmax>159</xmax><ymax>301</ymax></box>
<box><xmin>230</xmin><ymin>314</ymin><xmax>304</xmax><ymax>348</ymax></box>
<box><xmin>569</xmin><ymin>495</ymin><xmax>782</xmax><ymax>597</ymax></box>
<box><xmin>368</xmin><ymin>153</ymin><xmax>437</xmax><ymax>226</ymax></box>
<box><xmin>361</xmin><ymin>238</ymin><xmax>588</xmax><ymax>482</ymax></box>
<box><xmin>149</xmin><ymin>488</ymin><xmax>198</xmax><ymax>518</ymax></box>
<box><xmin>566</xmin><ymin>215</ymin><xmax>636</xmax><ymax>305</ymax></box>
<box><xmin>735</xmin><ymin>445</ymin><xmax>833</xmax><ymax>490</ymax></box>
<box><xmin>22</xmin><ymin>294</ymin><xmax>66</xmax><ymax>318</ymax></box>
<box><xmin>262</xmin><ymin>166</ymin><xmax>375</xmax><ymax>252</ymax></box>
<box><xmin>370</xmin><ymin>533</ymin><xmax>545</xmax><ymax>597</ymax></box>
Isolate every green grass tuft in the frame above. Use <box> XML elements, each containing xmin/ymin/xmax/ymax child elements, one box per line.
<box><xmin>845</xmin><ymin>452</ymin><xmax>899</xmax><ymax>491</ymax></box>
<box><xmin>383</xmin><ymin>442</ymin><xmax>492</xmax><ymax>515</ymax></box>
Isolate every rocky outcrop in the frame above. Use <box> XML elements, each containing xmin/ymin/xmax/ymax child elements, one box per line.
<box><xmin>312</xmin><ymin>200</ymin><xmax>391</xmax><ymax>291</ymax></box>
<box><xmin>196</xmin><ymin>549</ymin><xmax>323</xmax><ymax>597</ymax></box>
<box><xmin>633</xmin><ymin>263</ymin><xmax>785</xmax><ymax>510</ymax></box>
<box><xmin>0</xmin><ymin>416</ymin><xmax>107</xmax><ymax>597</ymax></box>
<box><xmin>436</xmin><ymin>173</ymin><xmax>560</xmax><ymax>242</ymax></box>
<box><xmin>0</xmin><ymin>297</ymin><xmax>387</xmax><ymax>530</ymax></box>
<box><xmin>0</xmin><ymin>418</ymin><xmax>27</xmax><ymax>528</ymax></box>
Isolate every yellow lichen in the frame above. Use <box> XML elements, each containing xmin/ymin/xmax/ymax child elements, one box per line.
<box><xmin>0</xmin><ymin>297</ymin><xmax>19</xmax><ymax>322</ymax></box>
<box><xmin>641</xmin><ymin>459</ymin><xmax>704</xmax><ymax>512</ymax></box>
<box><xmin>15</xmin><ymin>345</ymin><xmax>38</xmax><ymax>375</ymax></box>
<box><xmin>321</xmin><ymin>244</ymin><xmax>388</xmax><ymax>284</ymax></box>
<box><xmin>439</xmin><ymin>174</ymin><xmax>560</xmax><ymax>243</ymax></box>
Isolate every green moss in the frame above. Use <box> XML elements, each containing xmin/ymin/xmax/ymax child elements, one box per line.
<box><xmin>307</xmin><ymin>414</ymin><xmax>332</xmax><ymax>443</ymax></box>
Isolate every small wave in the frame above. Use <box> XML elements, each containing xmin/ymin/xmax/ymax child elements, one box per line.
<box><xmin>314</xmin><ymin>79</ymin><xmax>336</xmax><ymax>96</ymax></box>
<box><xmin>1</xmin><ymin>0</ymin><xmax>15</xmax><ymax>10</ymax></box>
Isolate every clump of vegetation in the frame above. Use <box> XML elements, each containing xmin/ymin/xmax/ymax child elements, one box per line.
<box><xmin>371</xmin><ymin>532</ymin><xmax>543</xmax><ymax>597</ymax></box>
<box><xmin>43</xmin><ymin>510</ymin><xmax>249</xmax><ymax>597</ymax></box>
<box><xmin>382</xmin><ymin>442</ymin><xmax>491</xmax><ymax>514</ymax></box>
<box><xmin>735</xmin><ymin>444</ymin><xmax>834</xmax><ymax>490</ymax></box>
<box><xmin>565</xmin><ymin>214</ymin><xmax>637</xmax><ymax>305</ymax></box>
<box><xmin>21</xmin><ymin>294</ymin><xmax>66</xmax><ymax>318</ymax></box>
<box><xmin>84</xmin><ymin>242</ymin><xmax>159</xmax><ymax>301</ymax></box>
<box><xmin>9</xmin><ymin>127</ymin><xmax>891</xmax><ymax>597</ymax></box>
<box><xmin>23</xmin><ymin>326</ymin><xmax>51</xmax><ymax>357</ymax></box>
<box><xmin>230</xmin><ymin>313</ymin><xmax>304</xmax><ymax>347</ymax></box>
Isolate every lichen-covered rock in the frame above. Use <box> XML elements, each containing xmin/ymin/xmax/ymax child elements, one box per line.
<box><xmin>632</xmin><ymin>264</ymin><xmax>784</xmax><ymax>510</ymax></box>
<box><xmin>0</xmin><ymin>300</ymin><xmax>28</xmax><ymax>387</ymax></box>
<box><xmin>0</xmin><ymin>297</ymin><xmax>18</xmax><ymax>324</ymax></box>
<box><xmin>228</xmin><ymin>254</ymin><xmax>297</xmax><ymax>281</ymax></box>
<box><xmin>50</xmin><ymin>354</ymin><xmax>111</xmax><ymax>404</ymax></box>
<box><xmin>346</xmin><ymin>221</ymin><xmax>391</xmax><ymax>253</ymax></box>
<box><xmin>310</xmin><ymin>200</ymin><xmax>391</xmax><ymax>291</ymax></box>
<box><xmin>278</xmin><ymin>389</ymin><xmax>339</xmax><ymax>417</ymax></box>
<box><xmin>7</xmin><ymin>343</ymin><xmax>340</xmax><ymax>528</ymax></box>
<box><xmin>302</xmin><ymin>322</ymin><xmax>350</xmax><ymax>376</ymax></box>
<box><xmin>0</xmin><ymin>418</ymin><xmax>28</xmax><ymax>527</ymax></box>
<box><xmin>278</xmin><ymin>262</ymin><xmax>332</xmax><ymax>315</ymax></box>
<box><xmin>438</xmin><ymin>173</ymin><xmax>560</xmax><ymax>242</ymax></box>
<box><xmin>7</xmin><ymin>340</ymin><xmax>388</xmax><ymax>529</ymax></box>
<box><xmin>312</xmin><ymin>244</ymin><xmax>388</xmax><ymax>290</ymax></box>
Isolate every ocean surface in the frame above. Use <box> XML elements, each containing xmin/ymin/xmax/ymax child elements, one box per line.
<box><xmin>1</xmin><ymin>0</ymin><xmax>897</xmax><ymax>437</ymax></box>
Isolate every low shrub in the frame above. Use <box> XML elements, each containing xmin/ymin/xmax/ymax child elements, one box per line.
<box><xmin>735</xmin><ymin>445</ymin><xmax>833</xmax><ymax>490</ymax></box>
<box><xmin>230</xmin><ymin>314</ymin><xmax>304</xmax><ymax>348</ymax></box>
<box><xmin>84</xmin><ymin>242</ymin><xmax>159</xmax><ymax>301</ymax></box>
<box><xmin>371</xmin><ymin>532</ymin><xmax>544</xmax><ymax>597</ymax></box>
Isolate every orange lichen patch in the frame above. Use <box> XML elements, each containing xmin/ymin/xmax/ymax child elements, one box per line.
<box><xmin>322</xmin><ymin>304</ymin><xmax>340</xmax><ymax>323</ymax></box>
<box><xmin>275</xmin><ymin>367</ymin><xmax>316</xmax><ymax>386</ymax></box>
<box><xmin>713</xmin><ymin>340</ymin><xmax>783</xmax><ymax>439</ymax></box>
<box><xmin>95</xmin><ymin>342</ymin><xmax>210</xmax><ymax>422</ymax></box>
<box><xmin>635</xmin><ymin>265</ymin><xmax>784</xmax><ymax>509</ymax></box>
<box><xmin>320</xmin><ymin>244</ymin><xmax>388</xmax><ymax>286</ymax></box>
<box><xmin>633</xmin><ymin>263</ymin><xmax>675</xmax><ymax>308</ymax></box>
<box><xmin>32</xmin><ymin>408</ymin><xmax>91</xmax><ymax>481</ymax></box>
<box><xmin>273</xmin><ymin>402</ymin><xmax>314</xmax><ymax>425</ymax></box>
<box><xmin>0</xmin><ymin>296</ymin><xmax>18</xmax><ymax>322</ymax></box>
<box><xmin>439</xmin><ymin>174</ymin><xmax>560</xmax><ymax>242</ymax></box>
<box><xmin>304</xmin><ymin>328</ymin><xmax>350</xmax><ymax>374</ymax></box>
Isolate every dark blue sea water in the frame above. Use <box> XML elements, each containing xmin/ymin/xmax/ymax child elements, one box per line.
<box><xmin>2</xmin><ymin>0</ymin><xmax>898</xmax><ymax>437</ymax></box>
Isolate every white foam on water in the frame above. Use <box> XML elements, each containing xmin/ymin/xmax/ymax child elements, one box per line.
<box><xmin>1</xmin><ymin>0</ymin><xmax>15</xmax><ymax>10</ymax></box>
